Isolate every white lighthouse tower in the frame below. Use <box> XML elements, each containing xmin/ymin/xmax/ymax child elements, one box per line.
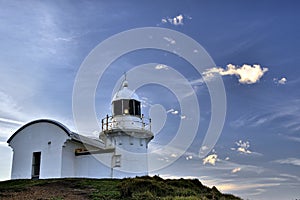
<box><xmin>100</xmin><ymin>78</ymin><xmax>154</xmax><ymax>177</ymax></box>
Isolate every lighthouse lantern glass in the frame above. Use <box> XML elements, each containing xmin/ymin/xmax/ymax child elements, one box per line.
<box><xmin>112</xmin><ymin>99</ymin><xmax>141</xmax><ymax>117</ymax></box>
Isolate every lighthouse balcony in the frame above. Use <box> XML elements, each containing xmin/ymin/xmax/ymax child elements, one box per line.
<box><xmin>101</xmin><ymin>115</ymin><xmax>152</xmax><ymax>134</ymax></box>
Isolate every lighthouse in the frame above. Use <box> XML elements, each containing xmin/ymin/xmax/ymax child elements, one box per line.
<box><xmin>7</xmin><ymin>76</ymin><xmax>154</xmax><ymax>179</ymax></box>
<box><xmin>100</xmin><ymin>78</ymin><xmax>154</xmax><ymax>177</ymax></box>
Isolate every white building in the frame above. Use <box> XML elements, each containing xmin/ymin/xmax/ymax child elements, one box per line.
<box><xmin>7</xmin><ymin>80</ymin><xmax>153</xmax><ymax>179</ymax></box>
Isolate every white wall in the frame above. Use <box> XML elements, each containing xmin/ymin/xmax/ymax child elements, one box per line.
<box><xmin>75</xmin><ymin>153</ymin><xmax>112</xmax><ymax>178</ymax></box>
<box><xmin>112</xmin><ymin>135</ymin><xmax>149</xmax><ymax>178</ymax></box>
<box><xmin>61</xmin><ymin>141</ymin><xmax>113</xmax><ymax>178</ymax></box>
<box><xmin>61</xmin><ymin>141</ymin><xmax>80</xmax><ymax>178</ymax></box>
<box><xmin>9</xmin><ymin>122</ymin><xmax>69</xmax><ymax>179</ymax></box>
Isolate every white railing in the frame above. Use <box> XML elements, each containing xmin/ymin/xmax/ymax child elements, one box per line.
<box><xmin>101</xmin><ymin>115</ymin><xmax>151</xmax><ymax>132</ymax></box>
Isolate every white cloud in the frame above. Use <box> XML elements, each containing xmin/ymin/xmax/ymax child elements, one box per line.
<box><xmin>155</xmin><ymin>64</ymin><xmax>168</xmax><ymax>70</ymax></box>
<box><xmin>237</xmin><ymin>147</ymin><xmax>252</xmax><ymax>154</ymax></box>
<box><xmin>274</xmin><ymin>158</ymin><xmax>300</xmax><ymax>166</ymax></box>
<box><xmin>166</xmin><ymin>108</ymin><xmax>179</xmax><ymax>115</ymax></box>
<box><xmin>163</xmin><ymin>37</ymin><xmax>176</xmax><ymax>44</ymax></box>
<box><xmin>232</xmin><ymin>140</ymin><xmax>252</xmax><ymax>154</ymax></box>
<box><xmin>170</xmin><ymin>153</ymin><xmax>178</xmax><ymax>158</ymax></box>
<box><xmin>278</xmin><ymin>77</ymin><xmax>287</xmax><ymax>84</ymax></box>
<box><xmin>231</xmin><ymin>167</ymin><xmax>241</xmax><ymax>173</ymax></box>
<box><xmin>201</xmin><ymin>146</ymin><xmax>208</xmax><ymax>151</ymax></box>
<box><xmin>203</xmin><ymin>64</ymin><xmax>268</xmax><ymax>84</ymax></box>
<box><xmin>161</xmin><ymin>14</ymin><xmax>185</xmax><ymax>26</ymax></box>
<box><xmin>203</xmin><ymin>154</ymin><xmax>218</xmax><ymax>165</ymax></box>
<box><xmin>185</xmin><ymin>155</ymin><xmax>193</xmax><ymax>160</ymax></box>
<box><xmin>161</xmin><ymin>18</ymin><xmax>167</xmax><ymax>23</ymax></box>
<box><xmin>171</xmin><ymin>110</ymin><xmax>178</xmax><ymax>115</ymax></box>
<box><xmin>273</xmin><ymin>77</ymin><xmax>287</xmax><ymax>85</ymax></box>
<box><xmin>172</xmin><ymin>14</ymin><xmax>184</xmax><ymax>25</ymax></box>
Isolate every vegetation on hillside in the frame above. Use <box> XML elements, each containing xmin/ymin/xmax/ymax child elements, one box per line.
<box><xmin>0</xmin><ymin>176</ymin><xmax>242</xmax><ymax>200</ymax></box>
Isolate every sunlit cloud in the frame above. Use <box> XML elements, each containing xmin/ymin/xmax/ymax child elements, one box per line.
<box><xmin>203</xmin><ymin>64</ymin><xmax>268</xmax><ymax>84</ymax></box>
<box><xmin>217</xmin><ymin>182</ymin><xmax>280</xmax><ymax>192</ymax></box>
<box><xmin>157</xmin><ymin>174</ymin><xmax>199</xmax><ymax>180</ymax></box>
<box><xmin>231</xmin><ymin>140</ymin><xmax>252</xmax><ymax>154</ymax></box>
<box><xmin>203</xmin><ymin>154</ymin><xmax>218</xmax><ymax>166</ymax></box>
<box><xmin>170</xmin><ymin>153</ymin><xmax>178</xmax><ymax>158</ymax></box>
<box><xmin>231</xmin><ymin>167</ymin><xmax>241</xmax><ymax>174</ymax></box>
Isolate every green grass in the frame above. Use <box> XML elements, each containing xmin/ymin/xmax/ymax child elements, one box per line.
<box><xmin>0</xmin><ymin>176</ymin><xmax>242</xmax><ymax>200</ymax></box>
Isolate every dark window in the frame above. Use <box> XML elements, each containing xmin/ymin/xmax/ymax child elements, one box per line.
<box><xmin>129</xmin><ymin>100</ymin><xmax>134</xmax><ymax>115</ymax></box>
<box><xmin>134</xmin><ymin>100</ymin><xmax>141</xmax><ymax>116</ymax></box>
<box><xmin>32</xmin><ymin>152</ymin><xmax>41</xmax><ymax>179</ymax></box>
<box><xmin>113</xmin><ymin>100</ymin><xmax>122</xmax><ymax>115</ymax></box>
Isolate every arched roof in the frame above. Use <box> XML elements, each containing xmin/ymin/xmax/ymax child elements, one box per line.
<box><xmin>7</xmin><ymin>119</ymin><xmax>72</xmax><ymax>143</ymax></box>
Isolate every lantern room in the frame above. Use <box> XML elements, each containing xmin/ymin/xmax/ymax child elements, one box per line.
<box><xmin>111</xmin><ymin>80</ymin><xmax>141</xmax><ymax>117</ymax></box>
<box><xmin>101</xmin><ymin>79</ymin><xmax>152</xmax><ymax>135</ymax></box>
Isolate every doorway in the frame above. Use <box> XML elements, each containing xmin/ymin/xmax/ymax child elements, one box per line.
<box><xmin>32</xmin><ymin>152</ymin><xmax>41</xmax><ymax>179</ymax></box>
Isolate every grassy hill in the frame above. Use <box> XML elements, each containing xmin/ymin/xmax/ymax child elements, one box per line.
<box><xmin>0</xmin><ymin>176</ymin><xmax>242</xmax><ymax>200</ymax></box>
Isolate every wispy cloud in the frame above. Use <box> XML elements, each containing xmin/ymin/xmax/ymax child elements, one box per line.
<box><xmin>0</xmin><ymin>91</ymin><xmax>30</xmax><ymax>125</ymax></box>
<box><xmin>231</xmin><ymin>99</ymin><xmax>300</xmax><ymax>133</ymax></box>
<box><xmin>199</xmin><ymin>174</ymin><xmax>282</xmax><ymax>197</ymax></box>
<box><xmin>0</xmin><ymin>117</ymin><xmax>24</xmax><ymax>125</ymax></box>
<box><xmin>280</xmin><ymin>134</ymin><xmax>300</xmax><ymax>143</ymax></box>
<box><xmin>274</xmin><ymin>158</ymin><xmax>300</xmax><ymax>166</ymax></box>
<box><xmin>203</xmin><ymin>64</ymin><xmax>268</xmax><ymax>84</ymax></box>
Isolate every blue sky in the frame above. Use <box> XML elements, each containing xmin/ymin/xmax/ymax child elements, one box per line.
<box><xmin>0</xmin><ymin>1</ymin><xmax>300</xmax><ymax>199</ymax></box>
